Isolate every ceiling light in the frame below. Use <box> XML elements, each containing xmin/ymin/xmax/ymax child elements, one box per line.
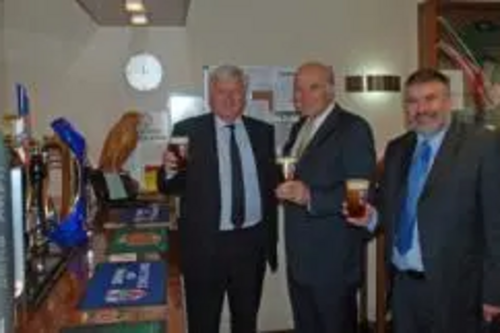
<box><xmin>130</xmin><ymin>13</ymin><xmax>148</xmax><ymax>25</ymax></box>
<box><xmin>125</xmin><ymin>0</ymin><xmax>145</xmax><ymax>13</ymax></box>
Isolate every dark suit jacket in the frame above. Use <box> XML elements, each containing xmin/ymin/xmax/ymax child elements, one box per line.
<box><xmin>158</xmin><ymin>113</ymin><xmax>278</xmax><ymax>277</ymax></box>
<box><xmin>283</xmin><ymin>105</ymin><xmax>376</xmax><ymax>287</ymax></box>
<box><xmin>380</xmin><ymin>119</ymin><xmax>500</xmax><ymax>331</ymax></box>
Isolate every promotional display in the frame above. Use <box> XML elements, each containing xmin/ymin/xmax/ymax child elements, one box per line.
<box><xmin>118</xmin><ymin>203</ymin><xmax>169</xmax><ymax>223</ymax></box>
<box><xmin>48</xmin><ymin>117</ymin><xmax>88</xmax><ymax>247</ymax></box>
<box><xmin>103</xmin><ymin>203</ymin><xmax>170</xmax><ymax>229</ymax></box>
<box><xmin>79</xmin><ymin>261</ymin><xmax>167</xmax><ymax>310</ymax></box>
<box><xmin>107</xmin><ymin>228</ymin><xmax>168</xmax><ymax>262</ymax></box>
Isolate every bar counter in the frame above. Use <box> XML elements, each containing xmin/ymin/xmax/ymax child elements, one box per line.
<box><xmin>14</xmin><ymin>205</ymin><xmax>185</xmax><ymax>333</ymax></box>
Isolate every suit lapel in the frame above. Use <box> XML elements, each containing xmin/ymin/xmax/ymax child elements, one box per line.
<box><xmin>420</xmin><ymin>120</ymin><xmax>464</xmax><ymax>200</ymax></box>
<box><xmin>300</xmin><ymin>106</ymin><xmax>341</xmax><ymax>160</ymax></box>
<box><xmin>200</xmin><ymin>114</ymin><xmax>221</xmax><ymax>227</ymax></box>
<box><xmin>204</xmin><ymin>114</ymin><xmax>220</xmax><ymax>179</ymax></box>
<box><xmin>392</xmin><ymin>132</ymin><xmax>417</xmax><ymax>219</ymax></box>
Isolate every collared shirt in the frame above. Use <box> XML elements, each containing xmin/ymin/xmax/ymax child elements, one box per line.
<box><xmin>292</xmin><ymin>101</ymin><xmax>336</xmax><ymax>155</ymax></box>
<box><xmin>392</xmin><ymin>127</ymin><xmax>447</xmax><ymax>272</ymax></box>
<box><xmin>215</xmin><ymin>116</ymin><xmax>262</xmax><ymax>231</ymax></box>
<box><xmin>310</xmin><ymin>101</ymin><xmax>336</xmax><ymax>136</ymax></box>
<box><xmin>290</xmin><ymin>101</ymin><xmax>335</xmax><ymax>212</ymax></box>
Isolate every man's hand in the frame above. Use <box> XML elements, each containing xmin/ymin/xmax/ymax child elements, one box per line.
<box><xmin>342</xmin><ymin>202</ymin><xmax>375</xmax><ymax>227</ymax></box>
<box><xmin>275</xmin><ymin>180</ymin><xmax>311</xmax><ymax>206</ymax></box>
<box><xmin>162</xmin><ymin>148</ymin><xmax>180</xmax><ymax>173</ymax></box>
<box><xmin>483</xmin><ymin>304</ymin><xmax>500</xmax><ymax>322</ymax></box>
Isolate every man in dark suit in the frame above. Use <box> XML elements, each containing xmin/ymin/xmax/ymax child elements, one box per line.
<box><xmin>275</xmin><ymin>62</ymin><xmax>376</xmax><ymax>333</ymax></box>
<box><xmin>347</xmin><ymin>68</ymin><xmax>500</xmax><ymax>333</ymax></box>
<box><xmin>158</xmin><ymin>65</ymin><xmax>278</xmax><ymax>333</ymax></box>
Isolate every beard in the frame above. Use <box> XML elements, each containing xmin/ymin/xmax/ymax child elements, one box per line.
<box><xmin>408</xmin><ymin>112</ymin><xmax>451</xmax><ymax>137</ymax></box>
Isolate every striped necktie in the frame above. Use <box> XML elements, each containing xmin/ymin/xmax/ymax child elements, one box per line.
<box><xmin>293</xmin><ymin>118</ymin><xmax>314</xmax><ymax>158</ymax></box>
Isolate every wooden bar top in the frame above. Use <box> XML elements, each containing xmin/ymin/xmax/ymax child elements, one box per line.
<box><xmin>14</xmin><ymin>212</ymin><xmax>185</xmax><ymax>333</ymax></box>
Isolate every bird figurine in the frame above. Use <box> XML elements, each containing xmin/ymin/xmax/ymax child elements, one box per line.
<box><xmin>99</xmin><ymin>111</ymin><xmax>143</xmax><ymax>172</ymax></box>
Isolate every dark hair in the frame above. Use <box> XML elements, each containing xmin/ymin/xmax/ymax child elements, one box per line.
<box><xmin>405</xmin><ymin>68</ymin><xmax>450</xmax><ymax>89</ymax></box>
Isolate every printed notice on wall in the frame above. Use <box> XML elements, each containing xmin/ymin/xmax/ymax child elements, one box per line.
<box><xmin>125</xmin><ymin>110</ymin><xmax>170</xmax><ymax>187</ymax></box>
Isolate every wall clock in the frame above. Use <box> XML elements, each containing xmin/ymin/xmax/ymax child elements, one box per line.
<box><xmin>125</xmin><ymin>53</ymin><xmax>163</xmax><ymax>91</ymax></box>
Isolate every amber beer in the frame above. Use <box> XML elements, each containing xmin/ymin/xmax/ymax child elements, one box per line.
<box><xmin>277</xmin><ymin>156</ymin><xmax>297</xmax><ymax>181</ymax></box>
<box><xmin>346</xmin><ymin>179</ymin><xmax>369</xmax><ymax>218</ymax></box>
<box><xmin>168</xmin><ymin>136</ymin><xmax>189</xmax><ymax>171</ymax></box>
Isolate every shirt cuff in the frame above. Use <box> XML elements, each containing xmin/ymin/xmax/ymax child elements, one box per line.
<box><xmin>366</xmin><ymin>208</ymin><xmax>379</xmax><ymax>233</ymax></box>
<box><xmin>164</xmin><ymin>168</ymin><xmax>178</xmax><ymax>180</ymax></box>
<box><xmin>307</xmin><ymin>201</ymin><xmax>313</xmax><ymax>213</ymax></box>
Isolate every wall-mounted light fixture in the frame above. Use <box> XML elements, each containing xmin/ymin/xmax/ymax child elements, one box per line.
<box><xmin>345</xmin><ymin>75</ymin><xmax>401</xmax><ymax>92</ymax></box>
<box><xmin>345</xmin><ymin>76</ymin><xmax>364</xmax><ymax>93</ymax></box>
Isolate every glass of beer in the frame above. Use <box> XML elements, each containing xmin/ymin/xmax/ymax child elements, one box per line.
<box><xmin>277</xmin><ymin>156</ymin><xmax>297</xmax><ymax>181</ymax></box>
<box><xmin>168</xmin><ymin>136</ymin><xmax>189</xmax><ymax>171</ymax></box>
<box><xmin>345</xmin><ymin>179</ymin><xmax>370</xmax><ymax>218</ymax></box>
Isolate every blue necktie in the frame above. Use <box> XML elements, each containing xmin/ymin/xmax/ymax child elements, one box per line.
<box><xmin>396</xmin><ymin>140</ymin><xmax>432</xmax><ymax>255</ymax></box>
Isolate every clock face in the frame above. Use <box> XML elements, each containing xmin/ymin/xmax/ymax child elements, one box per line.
<box><xmin>125</xmin><ymin>53</ymin><xmax>163</xmax><ymax>91</ymax></box>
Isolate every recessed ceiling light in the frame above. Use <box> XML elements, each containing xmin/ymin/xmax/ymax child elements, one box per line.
<box><xmin>130</xmin><ymin>13</ymin><xmax>148</xmax><ymax>25</ymax></box>
<box><xmin>125</xmin><ymin>0</ymin><xmax>145</xmax><ymax>13</ymax></box>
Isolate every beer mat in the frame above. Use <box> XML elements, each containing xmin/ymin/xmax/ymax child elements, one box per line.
<box><xmin>79</xmin><ymin>261</ymin><xmax>167</xmax><ymax>310</ymax></box>
<box><xmin>103</xmin><ymin>204</ymin><xmax>171</xmax><ymax>229</ymax></box>
<box><xmin>60</xmin><ymin>320</ymin><xmax>166</xmax><ymax>332</ymax></box>
<box><xmin>103</xmin><ymin>221</ymin><xmax>171</xmax><ymax>230</ymax></box>
<box><xmin>107</xmin><ymin>228</ymin><xmax>168</xmax><ymax>254</ymax></box>
<box><xmin>108</xmin><ymin>252</ymin><xmax>162</xmax><ymax>263</ymax></box>
<box><xmin>117</xmin><ymin>204</ymin><xmax>169</xmax><ymax>223</ymax></box>
<box><xmin>82</xmin><ymin>307</ymin><xmax>167</xmax><ymax>325</ymax></box>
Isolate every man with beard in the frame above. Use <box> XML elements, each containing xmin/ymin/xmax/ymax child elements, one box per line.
<box><xmin>347</xmin><ymin>68</ymin><xmax>500</xmax><ymax>333</ymax></box>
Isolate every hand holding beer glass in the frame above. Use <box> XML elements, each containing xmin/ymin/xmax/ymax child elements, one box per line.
<box><xmin>276</xmin><ymin>155</ymin><xmax>297</xmax><ymax>181</ymax></box>
<box><xmin>164</xmin><ymin>136</ymin><xmax>189</xmax><ymax>172</ymax></box>
<box><xmin>345</xmin><ymin>179</ymin><xmax>370</xmax><ymax>218</ymax></box>
<box><xmin>275</xmin><ymin>155</ymin><xmax>311</xmax><ymax>206</ymax></box>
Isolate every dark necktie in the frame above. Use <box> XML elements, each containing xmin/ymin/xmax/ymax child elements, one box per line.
<box><xmin>396</xmin><ymin>140</ymin><xmax>432</xmax><ymax>255</ymax></box>
<box><xmin>228</xmin><ymin>124</ymin><xmax>245</xmax><ymax>227</ymax></box>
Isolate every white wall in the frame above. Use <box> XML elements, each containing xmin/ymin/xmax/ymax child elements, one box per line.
<box><xmin>4</xmin><ymin>0</ymin><xmax>420</xmax><ymax>330</ymax></box>
<box><xmin>187</xmin><ymin>0</ymin><xmax>418</xmax><ymax>153</ymax></box>
<box><xmin>3</xmin><ymin>0</ymin><xmax>418</xmax><ymax>158</ymax></box>
<box><xmin>4</xmin><ymin>0</ymin><xmax>192</xmax><ymax>159</ymax></box>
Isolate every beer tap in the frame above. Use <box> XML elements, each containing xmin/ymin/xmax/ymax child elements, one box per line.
<box><xmin>26</xmin><ymin>144</ymin><xmax>49</xmax><ymax>273</ymax></box>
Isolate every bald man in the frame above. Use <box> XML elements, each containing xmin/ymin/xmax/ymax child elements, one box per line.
<box><xmin>276</xmin><ymin>62</ymin><xmax>376</xmax><ymax>333</ymax></box>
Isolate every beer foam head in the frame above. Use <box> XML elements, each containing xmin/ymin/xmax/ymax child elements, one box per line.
<box><xmin>346</xmin><ymin>178</ymin><xmax>369</xmax><ymax>190</ymax></box>
<box><xmin>169</xmin><ymin>136</ymin><xmax>189</xmax><ymax>145</ymax></box>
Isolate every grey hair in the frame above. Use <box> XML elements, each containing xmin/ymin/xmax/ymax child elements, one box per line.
<box><xmin>209</xmin><ymin>64</ymin><xmax>248</xmax><ymax>87</ymax></box>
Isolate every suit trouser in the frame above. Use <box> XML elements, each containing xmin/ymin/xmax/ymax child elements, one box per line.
<box><xmin>287</xmin><ymin>271</ymin><xmax>358</xmax><ymax>333</ymax></box>
<box><xmin>392</xmin><ymin>270</ymin><xmax>481</xmax><ymax>333</ymax></box>
<box><xmin>392</xmin><ymin>271</ymin><xmax>434</xmax><ymax>333</ymax></box>
<box><xmin>184</xmin><ymin>225</ymin><xmax>266</xmax><ymax>333</ymax></box>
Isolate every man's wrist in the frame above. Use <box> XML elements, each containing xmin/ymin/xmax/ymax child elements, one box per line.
<box><xmin>301</xmin><ymin>186</ymin><xmax>311</xmax><ymax>206</ymax></box>
<box><xmin>366</xmin><ymin>208</ymin><xmax>378</xmax><ymax>232</ymax></box>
